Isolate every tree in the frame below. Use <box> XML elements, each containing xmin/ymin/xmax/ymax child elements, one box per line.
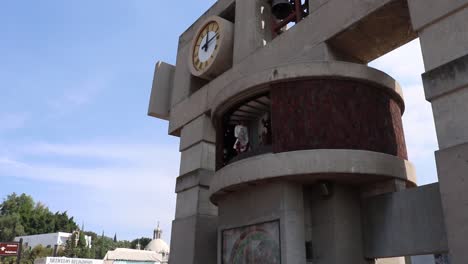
<box><xmin>0</xmin><ymin>193</ymin><xmax>78</xmax><ymax>241</ymax></box>
<box><xmin>130</xmin><ymin>237</ymin><xmax>152</xmax><ymax>250</ymax></box>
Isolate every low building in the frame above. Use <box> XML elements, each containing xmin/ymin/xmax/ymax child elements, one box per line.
<box><xmin>15</xmin><ymin>232</ymin><xmax>92</xmax><ymax>249</ymax></box>
<box><xmin>34</xmin><ymin>257</ymin><xmax>102</xmax><ymax>264</ymax></box>
<box><xmin>103</xmin><ymin>248</ymin><xmax>164</xmax><ymax>264</ymax></box>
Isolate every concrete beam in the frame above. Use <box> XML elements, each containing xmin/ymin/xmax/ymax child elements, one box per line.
<box><xmin>363</xmin><ymin>183</ymin><xmax>448</xmax><ymax>258</ymax></box>
<box><xmin>210</xmin><ymin>149</ymin><xmax>416</xmax><ymax>203</ymax></box>
<box><xmin>328</xmin><ymin>0</ymin><xmax>417</xmax><ymax>63</ymax></box>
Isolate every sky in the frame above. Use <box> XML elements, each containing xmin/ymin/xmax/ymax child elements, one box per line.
<box><xmin>0</xmin><ymin>0</ymin><xmax>438</xmax><ymax>243</ymax></box>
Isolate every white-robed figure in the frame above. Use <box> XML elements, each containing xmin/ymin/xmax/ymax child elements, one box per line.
<box><xmin>234</xmin><ymin>122</ymin><xmax>249</xmax><ymax>154</ymax></box>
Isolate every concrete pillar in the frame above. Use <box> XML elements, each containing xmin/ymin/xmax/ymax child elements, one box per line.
<box><xmin>304</xmin><ymin>185</ymin><xmax>370</xmax><ymax>264</ymax></box>
<box><xmin>169</xmin><ymin>114</ymin><xmax>218</xmax><ymax>264</ymax></box>
<box><xmin>233</xmin><ymin>0</ymin><xmax>272</xmax><ymax>64</ymax></box>
<box><xmin>408</xmin><ymin>1</ymin><xmax>468</xmax><ymax>263</ymax></box>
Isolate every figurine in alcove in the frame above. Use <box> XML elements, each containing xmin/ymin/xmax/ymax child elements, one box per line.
<box><xmin>260</xmin><ymin>115</ymin><xmax>272</xmax><ymax>146</ymax></box>
<box><xmin>233</xmin><ymin>121</ymin><xmax>249</xmax><ymax>154</ymax></box>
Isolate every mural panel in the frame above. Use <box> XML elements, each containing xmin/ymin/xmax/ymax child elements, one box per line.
<box><xmin>222</xmin><ymin>221</ymin><xmax>281</xmax><ymax>264</ymax></box>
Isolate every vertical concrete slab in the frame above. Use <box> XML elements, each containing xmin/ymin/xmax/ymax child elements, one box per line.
<box><xmin>436</xmin><ymin>143</ymin><xmax>468</xmax><ymax>264</ymax></box>
<box><xmin>180</xmin><ymin>114</ymin><xmax>216</xmax><ymax>151</ymax></box>
<box><xmin>407</xmin><ymin>0</ymin><xmax>468</xmax><ymax>31</ymax></box>
<box><xmin>417</xmin><ymin>7</ymin><xmax>468</xmax><ymax>71</ymax></box>
<box><xmin>179</xmin><ymin>142</ymin><xmax>216</xmax><ymax>176</ymax></box>
<box><xmin>304</xmin><ymin>185</ymin><xmax>367</xmax><ymax>264</ymax></box>
<box><xmin>171</xmin><ymin>43</ymin><xmax>192</xmax><ymax>108</ymax></box>
<box><xmin>148</xmin><ymin>61</ymin><xmax>175</xmax><ymax>120</ymax></box>
<box><xmin>233</xmin><ymin>0</ymin><xmax>272</xmax><ymax>64</ymax></box>
<box><xmin>168</xmin><ymin>119</ymin><xmax>218</xmax><ymax>264</ymax></box>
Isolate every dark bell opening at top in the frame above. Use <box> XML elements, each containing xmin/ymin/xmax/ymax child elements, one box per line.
<box><xmin>271</xmin><ymin>0</ymin><xmax>293</xmax><ymax>20</ymax></box>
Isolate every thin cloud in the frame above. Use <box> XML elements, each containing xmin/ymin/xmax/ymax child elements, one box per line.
<box><xmin>0</xmin><ymin>112</ymin><xmax>28</xmax><ymax>132</ymax></box>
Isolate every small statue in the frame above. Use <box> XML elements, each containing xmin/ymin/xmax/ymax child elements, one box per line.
<box><xmin>234</xmin><ymin>122</ymin><xmax>249</xmax><ymax>154</ymax></box>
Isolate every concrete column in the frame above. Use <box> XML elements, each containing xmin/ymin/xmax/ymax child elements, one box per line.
<box><xmin>304</xmin><ymin>185</ymin><xmax>369</xmax><ymax>264</ymax></box>
<box><xmin>233</xmin><ymin>0</ymin><xmax>272</xmax><ymax>64</ymax></box>
<box><xmin>169</xmin><ymin>115</ymin><xmax>218</xmax><ymax>264</ymax></box>
<box><xmin>408</xmin><ymin>2</ymin><xmax>468</xmax><ymax>263</ymax></box>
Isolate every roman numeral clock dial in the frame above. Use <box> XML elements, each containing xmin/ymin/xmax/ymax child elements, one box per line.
<box><xmin>189</xmin><ymin>16</ymin><xmax>234</xmax><ymax>80</ymax></box>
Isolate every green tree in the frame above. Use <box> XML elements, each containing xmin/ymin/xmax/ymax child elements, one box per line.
<box><xmin>0</xmin><ymin>193</ymin><xmax>78</xmax><ymax>241</ymax></box>
<box><xmin>130</xmin><ymin>237</ymin><xmax>152</xmax><ymax>249</ymax></box>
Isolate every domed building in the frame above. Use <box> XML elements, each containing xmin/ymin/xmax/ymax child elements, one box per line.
<box><xmin>144</xmin><ymin>224</ymin><xmax>169</xmax><ymax>263</ymax></box>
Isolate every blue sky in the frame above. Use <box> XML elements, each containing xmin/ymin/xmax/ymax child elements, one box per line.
<box><xmin>0</xmin><ymin>1</ymin><xmax>438</xmax><ymax>243</ymax></box>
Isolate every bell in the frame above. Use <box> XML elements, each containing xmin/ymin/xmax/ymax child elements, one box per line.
<box><xmin>271</xmin><ymin>0</ymin><xmax>293</xmax><ymax>20</ymax></box>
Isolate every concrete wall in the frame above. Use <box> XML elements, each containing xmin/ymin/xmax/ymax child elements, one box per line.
<box><xmin>363</xmin><ymin>184</ymin><xmax>448</xmax><ymax>258</ymax></box>
<box><xmin>304</xmin><ymin>184</ymin><xmax>368</xmax><ymax>264</ymax></box>
<box><xmin>217</xmin><ymin>182</ymin><xmax>306</xmax><ymax>264</ymax></box>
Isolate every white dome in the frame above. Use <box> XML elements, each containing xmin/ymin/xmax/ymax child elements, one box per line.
<box><xmin>145</xmin><ymin>238</ymin><xmax>170</xmax><ymax>253</ymax></box>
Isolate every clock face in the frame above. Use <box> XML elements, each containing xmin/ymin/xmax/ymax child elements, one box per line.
<box><xmin>192</xmin><ymin>21</ymin><xmax>220</xmax><ymax>72</ymax></box>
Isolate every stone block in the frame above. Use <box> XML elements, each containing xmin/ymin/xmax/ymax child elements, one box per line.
<box><xmin>422</xmin><ymin>53</ymin><xmax>468</xmax><ymax>101</ymax></box>
<box><xmin>431</xmin><ymin>86</ymin><xmax>468</xmax><ymax>149</ymax></box>
<box><xmin>175</xmin><ymin>169</ymin><xmax>214</xmax><ymax>193</ymax></box>
<box><xmin>408</xmin><ymin>0</ymin><xmax>468</xmax><ymax>31</ymax></box>
<box><xmin>169</xmin><ymin>215</ymin><xmax>218</xmax><ymax>264</ymax></box>
<box><xmin>363</xmin><ymin>183</ymin><xmax>448</xmax><ymax>258</ymax></box>
<box><xmin>179</xmin><ymin>114</ymin><xmax>215</xmax><ymax>151</ymax></box>
<box><xmin>436</xmin><ymin>143</ymin><xmax>468</xmax><ymax>264</ymax></box>
<box><xmin>148</xmin><ymin>61</ymin><xmax>174</xmax><ymax>120</ymax></box>
<box><xmin>419</xmin><ymin>6</ymin><xmax>468</xmax><ymax>71</ymax></box>
<box><xmin>175</xmin><ymin>186</ymin><xmax>217</xmax><ymax>219</ymax></box>
<box><xmin>179</xmin><ymin>142</ymin><xmax>215</xmax><ymax>176</ymax></box>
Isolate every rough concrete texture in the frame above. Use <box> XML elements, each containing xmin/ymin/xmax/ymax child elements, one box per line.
<box><xmin>304</xmin><ymin>185</ymin><xmax>368</xmax><ymax>264</ymax></box>
<box><xmin>179</xmin><ymin>141</ymin><xmax>215</xmax><ymax>176</ymax></box>
<box><xmin>180</xmin><ymin>114</ymin><xmax>215</xmax><ymax>151</ymax></box>
<box><xmin>408</xmin><ymin>0</ymin><xmax>468</xmax><ymax>31</ymax></box>
<box><xmin>168</xmin><ymin>61</ymin><xmax>404</xmax><ymax>138</ymax></box>
<box><xmin>422</xmin><ymin>53</ymin><xmax>468</xmax><ymax>101</ymax></box>
<box><xmin>175</xmin><ymin>169</ymin><xmax>213</xmax><ymax>193</ymax></box>
<box><xmin>233</xmin><ymin>0</ymin><xmax>272</xmax><ymax>64</ymax></box>
<box><xmin>169</xmin><ymin>214</ymin><xmax>218</xmax><ymax>264</ymax></box>
<box><xmin>363</xmin><ymin>183</ymin><xmax>448</xmax><ymax>258</ymax></box>
<box><xmin>168</xmin><ymin>0</ymin><xmax>408</xmax><ymax>134</ymax></box>
<box><xmin>210</xmin><ymin>149</ymin><xmax>416</xmax><ymax>203</ymax></box>
<box><xmin>217</xmin><ymin>182</ymin><xmax>306</xmax><ymax>264</ymax></box>
<box><xmin>431</xmin><ymin>86</ymin><xmax>468</xmax><ymax>149</ymax></box>
<box><xmin>436</xmin><ymin>143</ymin><xmax>468</xmax><ymax>264</ymax></box>
<box><xmin>175</xmin><ymin>186</ymin><xmax>217</xmax><ymax>219</ymax></box>
<box><xmin>328</xmin><ymin>0</ymin><xmax>416</xmax><ymax>63</ymax></box>
<box><xmin>148</xmin><ymin>61</ymin><xmax>174</xmax><ymax>120</ymax></box>
<box><xmin>418</xmin><ymin>6</ymin><xmax>468</xmax><ymax>71</ymax></box>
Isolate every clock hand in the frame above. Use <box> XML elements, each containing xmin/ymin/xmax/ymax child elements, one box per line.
<box><xmin>203</xmin><ymin>32</ymin><xmax>209</xmax><ymax>52</ymax></box>
<box><xmin>201</xmin><ymin>33</ymin><xmax>219</xmax><ymax>51</ymax></box>
<box><xmin>206</xmin><ymin>33</ymin><xmax>218</xmax><ymax>45</ymax></box>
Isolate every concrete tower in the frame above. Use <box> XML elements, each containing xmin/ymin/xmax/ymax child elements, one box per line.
<box><xmin>148</xmin><ymin>0</ymin><xmax>468</xmax><ymax>263</ymax></box>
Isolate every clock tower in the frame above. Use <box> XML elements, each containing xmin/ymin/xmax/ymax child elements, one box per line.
<box><xmin>148</xmin><ymin>0</ymin><xmax>468</xmax><ymax>264</ymax></box>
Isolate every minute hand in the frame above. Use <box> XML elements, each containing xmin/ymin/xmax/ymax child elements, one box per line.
<box><xmin>201</xmin><ymin>33</ymin><xmax>219</xmax><ymax>51</ymax></box>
